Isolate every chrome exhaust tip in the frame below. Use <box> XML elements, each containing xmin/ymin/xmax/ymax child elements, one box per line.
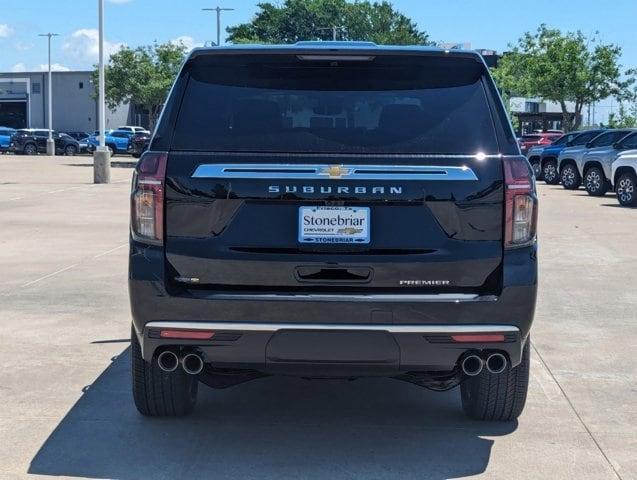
<box><xmin>182</xmin><ymin>353</ymin><xmax>204</xmax><ymax>375</ymax></box>
<box><xmin>486</xmin><ymin>353</ymin><xmax>507</xmax><ymax>374</ymax></box>
<box><xmin>461</xmin><ymin>354</ymin><xmax>484</xmax><ymax>377</ymax></box>
<box><xmin>157</xmin><ymin>350</ymin><xmax>179</xmax><ymax>372</ymax></box>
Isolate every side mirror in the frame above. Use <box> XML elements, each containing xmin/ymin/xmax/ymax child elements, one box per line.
<box><xmin>585</xmin><ymin>141</ymin><xmax>593</xmax><ymax>148</ymax></box>
<box><xmin>612</xmin><ymin>142</ymin><xmax>622</xmax><ymax>150</ymax></box>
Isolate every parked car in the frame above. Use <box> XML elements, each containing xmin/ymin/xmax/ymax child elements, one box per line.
<box><xmin>556</xmin><ymin>130</ymin><xmax>616</xmax><ymax>189</ymax></box>
<box><xmin>87</xmin><ymin>129</ymin><xmax>134</xmax><ymax>155</ymax></box>
<box><xmin>518</xmin><ymin>132</ymin><xmax>562</xmax><ymax>157</ymax></box>
<box><xmin>0</xmin><ymin>127</ymin><xmax>16</xmax><ymax>152</ymax></box>
<box><xmin>611</xmin><ymin>151</ymin><xmax>637</xmax><ymax>207</ymax></box>
<box><xmin>129</xmin><ymin>43</ymin><xmax>537</xmax><ymax>421</ymax></box>
<box><xmin>65</xmin><ymin>131</ymin><xmax>90</xmax><ymax>153</ymax></box>
<box><xmin>9</xmin><ymin>129</ymin><xmax>80</xmax><ymax>155</ymax></box>
<box><xmin>578</xmin><ymin>130</ymin><xmax>637</xmax><ymax>196</ymax></box>
<box><xmin>538</xmin><ymin>129</ymin><xmax>604</xmax><ymax>184</ymax></box>
<box><xmin>118</xmin><ymin>125</ymin><xmax>150</xmax><ymax>134</ymax></box>
<box><xmin>130</xmin><ymin>132</ymin><xmax>151</xmax><ymax>158</ymax></box>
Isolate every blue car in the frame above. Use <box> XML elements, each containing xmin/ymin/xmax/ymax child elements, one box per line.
<box><xmin>0</xmin><ymin>127</ymin><xmax>16</xmax><ymax>152</ymax></box>
<box><xmin>538</xmin><ymin>129</ymin><xmax>606</xmax><ymax>184</ymax></box>
<box><xmin>87</xmin><ymin>129</ymin><xmax>133</xmax><ymax>155</ymax></box>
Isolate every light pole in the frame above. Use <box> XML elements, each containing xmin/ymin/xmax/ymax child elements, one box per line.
<box><xmin>38</xmin><ymin>32</ymin><xmax>59</xmax><ymax>156</ymax></box>
<box><xmin>94</xmin><ymin>0</ymin><xmax>111</xmax><ymax>184</ymax></box>
<box><xmin>318</xmin><ymin>26</ymin><xmax>347</xmax><ymax>41</ymax></box>
<box><xmin>202</xmin><ymin>6</ymin><xmax>234</xmax><ymax>46</ymax></box>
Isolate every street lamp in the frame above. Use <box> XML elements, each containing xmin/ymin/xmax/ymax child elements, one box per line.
<box><xmin>38</xmin><ymin>32</ymin><xmax>59</xmax><ymax>156</ymax></box>
<box><xmin>202</xmin><ymin>6</ymin><xmax>235</xmax><ymax>46</ymax></box>
<box><xmin>94</xmin><ymin>0</ymin><xmax>111</xmax><ymax>184</ymax></box>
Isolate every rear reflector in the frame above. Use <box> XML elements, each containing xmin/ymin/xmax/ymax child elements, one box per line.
<box><xmin>451</xmin><ymin>334</ymin><xmax>506</xmax><ymax>343</ymax></box>
<box><xmin>160</xmin><ymin>329</ymin><xmax>215</xmax><ymax>340</ymax></box>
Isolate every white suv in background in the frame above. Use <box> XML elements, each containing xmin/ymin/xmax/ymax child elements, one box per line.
<box><xmin>612</xmin><ymin>152</ymin><xmax>637</xmax><ymax>207</ymax></box>
<box><xmin>118</xmin><ymin>126</ymin><xmax>150</xmax><ymax>134</ymax></box>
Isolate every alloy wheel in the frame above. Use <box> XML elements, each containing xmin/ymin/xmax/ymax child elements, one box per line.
<box><xmin>531</xmin><ymin>161</ymin><xmax>541</xmax><ymax>178</ymax></box>
<box><xmin>586</xmin><ymin>170</ymin><xmax>602</xmax><ymax>193</ymax></box>
<box><xmin>617</xmin><ymin>176</ymin><xmax>635</xmax><ymax>205</ymax></box>
<box><xmin>543</xmin><ymin>163</ymin><xmax>557</xmax><ymax>183</ymax></box>
<box><xmin>562</xmin><ymin>166</ymin><xmax>576</xmax><ymax>187</ymax></box>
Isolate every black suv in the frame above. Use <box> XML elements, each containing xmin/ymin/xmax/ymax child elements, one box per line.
<box><xmin>10</xmin><ymin>129</ymin><xmax>80</xmax><ymax>155</ymax></box>
<box><xmin>129</xmin><ymin>43</ymin><xmax>538</xmax><ymax>421</ymax></box>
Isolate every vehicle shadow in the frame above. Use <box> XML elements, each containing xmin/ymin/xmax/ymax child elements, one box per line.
<box><xmin>65</xmin><ymin>161</ymin><xmax>137</xmax><ymax>168</ymax></box>
<box><xmin>29</xmin><ymin>348</ymin><xmax>516</xmax><ymax>480</ymax></box>
<box><xmin>600</xmin><ymin>203</ymin><xmax>631</xmax><ymax>209</ymax></box>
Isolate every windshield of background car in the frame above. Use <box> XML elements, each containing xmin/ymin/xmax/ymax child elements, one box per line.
<box><xmin>619</xmin><ymin>133</ymin><xmax>637</xmax><ymax>149</ymax></box>
<box><xmin>551</xmin><ymin>134</ymin><xmax>573</xmax><ymax>145</ymax></box>
<box><xmin>571</xmin><ymin>131</ymin><xmax>600</xmax><ymax>145</ymax></box>
<box><xmin>592</xmin><ymin>131</ymin><xmax>631</xmax><ymax>147</ymax></box>
<box><xmin>172</xmin><ymin>54</ymin><xmax>500</xmax><ymax>154</ymax></box>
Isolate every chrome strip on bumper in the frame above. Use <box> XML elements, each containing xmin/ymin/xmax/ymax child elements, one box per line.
<box><xmin>191</xmin><ymin>163</ymin><xmax>478</xmax><ymax>181</ymax></box>
<box><xmin>146</xmin><ymin>321</ymin><xmax>519</xmax><ymax>334</ymax></box>
<box><xmin>189</xmin><ymin>293</ymin><xmax>491</xmax><ymax>303</ymax></box>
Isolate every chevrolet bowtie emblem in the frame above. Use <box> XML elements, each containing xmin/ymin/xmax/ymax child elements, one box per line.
<box><xmin>321</xmin><ymin>165</ymin><xmax>350</xmax><ymax>178</ymax></box>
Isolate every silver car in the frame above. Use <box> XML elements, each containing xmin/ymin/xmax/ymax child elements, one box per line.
<box><xmin>536</xmin><ymin>130</ymin><xmax>600</xmax><ymax>184</ymax></box>
<box><xmin>579</xmin><ymin>130</ymin><xmax>637</xmax><ymax>196</ymax></box>
<box><xmin>555</xmin><ymin>129</ymin><xmax>619</xmax><ymax>189</ymax></box>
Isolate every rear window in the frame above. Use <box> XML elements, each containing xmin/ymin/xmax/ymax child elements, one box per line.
<box><xmin>171</xmin><ymin>54</ymin><xmax>499</xmax><ymax>154</ymax></box>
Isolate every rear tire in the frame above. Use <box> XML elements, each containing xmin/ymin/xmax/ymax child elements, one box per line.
<box><xmin>560</xmin><ymin>164</ymin><xmax>581</xmax><ymax>190</ymax></box>
<box><xmin>131</xmin><ymin>325</ymin><xmax>198</xmax><ymax>416</ymax></box>
<box><xmin>542</xmin><ymin>160</ymin><xmax>559</xmax><ymax>185</ymax></box>
<box><xmin>584</xmin><ymin>166</ymin><xmax>608</xmax><ymax>196</ymax></box>
<box><xmin>616</xmin><ymin>172</ymin><xmax>637</xmax><ymax>207</ymax></box>
<box><xmin>460</xmin><ymin>339</ymin><xmax>530</xmax><ymax>421</ymax></box>
<box><xmin>24</xmin><ymin>143</ymin><xmax>37</xmax><ymax>156</ymax></box>
<box><xmin>64</xmin><ymin>145</ymin><xmax>77</xmax><ymax>156</ymax></box>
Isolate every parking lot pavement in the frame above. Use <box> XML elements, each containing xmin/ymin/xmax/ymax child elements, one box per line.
<box><xmin>0</xmin><ymin>155</ymin><xmax>635</xmax><ymax>480</ymax></box>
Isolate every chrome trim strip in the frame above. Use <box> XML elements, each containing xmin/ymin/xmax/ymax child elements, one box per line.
<box><xmin>191</xmin><ymin>163</ymin><xmax>478</xmax><ymax>181</ymax></box>
<box><xmin>146</xmin><ymin>321</ymin><xmax>519</xmax><ymax>334</ymax></box>
<box><xmin>173</xmin><ymin>151</ymin><xmax>503</xmax><ymax>159</ymax></box>
<box><xmin>187</xmin><ymin>293</ymin><xmax>488</xmax><ymax>303</ymax></box>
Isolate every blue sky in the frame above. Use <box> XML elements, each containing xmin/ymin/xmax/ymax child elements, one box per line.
<box><xmin>1</xmin><ymin>0</ymin><xmax>637</xmax><ymax>74</ymax></box>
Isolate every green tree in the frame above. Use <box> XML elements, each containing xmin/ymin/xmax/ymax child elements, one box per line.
<box><xmin>93</xmin><ymin>42</ymin><xmax>187</xmax><ymax>129</ymax></box>
<box><xmin>493</xmin><ymin>25</ymin><xmax>635</xmax><ymax>131</ymax></box>
<box><xmin>227</xmin><ymin>0</ymin><xmax>430</xmax><ymax>45</ymax></box>
<box><xmin>606</xmin><ymin>103</ymin><xmax>637</xmax><ymax>128</ymax></box>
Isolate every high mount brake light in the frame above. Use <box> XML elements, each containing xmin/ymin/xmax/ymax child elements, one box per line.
<box><xmin>504</xmin><ymin>157</ymin><xmax>538</xmax><ymax>249</ymax></box>
<box><xmin>131</xmin><ymin>151</ymin><xmax>167</xmax><ymax>245</ymax></box>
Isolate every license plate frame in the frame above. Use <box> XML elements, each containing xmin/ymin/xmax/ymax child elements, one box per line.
<box><xmin>298</xmin><ymin>206</ymin><xmax>370</xmax><ymax>244</ymax></box>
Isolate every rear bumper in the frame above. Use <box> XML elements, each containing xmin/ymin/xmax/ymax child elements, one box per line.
<box><xmin>130</xmin><ymin>243</ymin><xmax>537</xmax><ymax>375</ymax></box>
<box><xmin>141</xmin><ymin>321</ymin><xmax>523</xmax><ymax>376</ymax></box>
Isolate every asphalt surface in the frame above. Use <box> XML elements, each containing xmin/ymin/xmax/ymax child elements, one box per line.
<box><xmin>0</xmin><ymin>154</ymin><xmax>635</xmax><ymax>480</ymax></box>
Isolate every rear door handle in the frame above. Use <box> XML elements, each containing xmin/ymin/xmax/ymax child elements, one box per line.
<box><xmin>295</xmin><ymin>266</ymin><xmax>373</xmax><ymax>283</ymax></box>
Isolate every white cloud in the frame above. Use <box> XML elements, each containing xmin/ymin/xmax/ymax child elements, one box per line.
<box><xmin>170</xmin><ymin>36</ymin><xmax>203</xmax><ymax>51</ymax></box>
<box><xmin>0</xmin><ymin>24</ymin><xmax>14</xmax><ymax>38</ymax></box>
<box><xmin>11</xmin><ymin>63</ymin><xmax>26</xmax><ymax>73</ymax></box>
<box><xmin>62</xmin><ymin>29</ymin><xmax>124</xmax><ymax>63</ymax></box>
<box><xmin>15</xmin><ymin>41</ymin><xmax>34</xmax><ymax>52</ymax></box>
<box><xmin>39</xmin><ymin>63</ymin><xmax>71</xmax><ymax>72</ymax></box>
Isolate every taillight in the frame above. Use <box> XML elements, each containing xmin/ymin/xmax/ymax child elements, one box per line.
<box><xmin>504</xmin><ymin>157</ymin><xmax>538</xmax><ymax>249</ymax></box>
<box><xmin>131</xmin><ymin>151</ymin><xmax>167</xmax><ymax>245</ymax></box>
